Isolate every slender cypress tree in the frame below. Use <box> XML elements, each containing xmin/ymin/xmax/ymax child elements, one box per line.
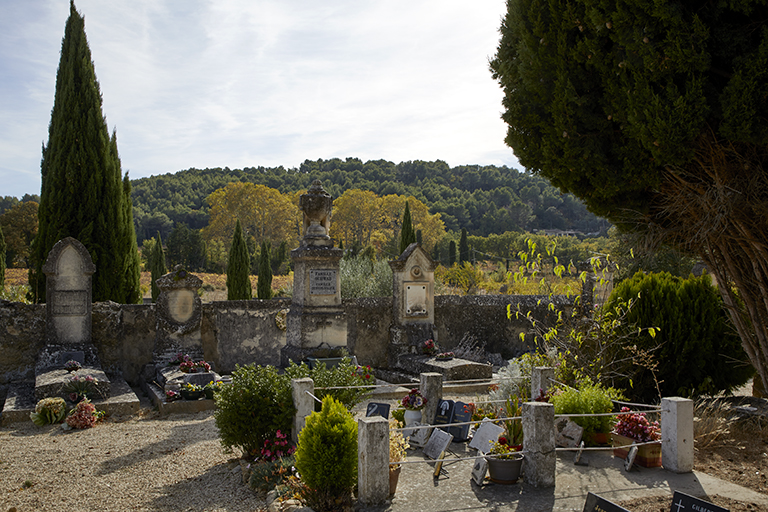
<box><xmin>257</xmin><ymin>240</ymin><xmax>273</xmax><ymax>299</ymax></box>
<box><xmin>227</xmin><ymin>220</ymin><xmax>251</xmax><ymax>300</ymax></box>
<box><xmin>399</xmin><ymin>201</ymin><xmax>416</xmax><ymax>255</ymax></box>
<box><xmin>0</xmin><ymin>223</ymin><xmax>6</xmax><ymax>288</ymax></box>
<box><xmin>149</xmin><ymin>232</ymin><xmax>167</xmax><ymax>302</ymax></box>
<box><xmin>29</xmin><ymin>1</ymin><xmax>140</xmax><ymax>303</ymax></box>
<box><xmin>449</xmin><ymin>240</ymin><xmax>457</xmax><ymax>267</ymax></box>
<box><xmin>459</xmin><ymin>228</ymin><xmax>469</xmax><ymax>263</ymax></box>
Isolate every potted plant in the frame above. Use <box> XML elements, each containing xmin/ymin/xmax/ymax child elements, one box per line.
<box><xmin>62</xmin><ymin>374</ymin><xmax>98</xmax><ymax>403</ymax></box>
<box><xmin>203</xmin><ymin>380</ymin><xmax>223</xmax><ymax>399</ymax></box>
<box><xmin>612</xmin><ymin>407</ymin><xmax>662</xmax><ymax>467</ymax></box>
<box><xmin>181</xmin><ymin>382</ymin><xmax>203</xmax><ymax>400</ymax></box>
<box><xmin>63</xmin><ymin>360</ymin><xmax>82</xmax><ymax>373</ymax></box>
<box><xmin>389</xmin><ymin>418</ymin><xmax>409</xmax><ymax>495</ymax></box>
<box><xmin>435</xmin><ymin>351</ymin><xmax>455</xmax><ymax>361</ymax></box>
<box><xmin>421</xmin><ymin>339</ymin><xmax>438</xmax><ymax>356</ymax></box>
<box><xmin>485</xmin><ymin>435</ymin><xmax>524</xmax><ymax>484</ymax></box>
<box><xmin>165</xmin><ymin>389</ymin><xmax>180</xmax><ymax>402</ymax></box>
<box><xmin>550</xmin><ymin>381</ymin><xmax>619</xmax><ymax>445</ymax></box>
<box><xmin>401</xmin><ymin>388</ymin><xmax>427</xmax><ymax>427</ymax></box>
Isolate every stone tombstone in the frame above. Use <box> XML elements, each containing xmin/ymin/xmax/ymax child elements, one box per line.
<box><xmin>449</xmin><ymin>401</ymin><xmax>472</xmax><ymax>442</ymax></box>
<box><xmin>155</xmin><ymin>266</ymin><xmax>203</xmax><ymax>360</ymax></box>
<box><xmin>42</xmin><ymin>237</ymin><xmax>96</xmax><ymax>344</ymax></box>
<box><xmin>365</xmin><ymin>402</ymin><xmax>390</xmax><ymax>419</ymax></box>
<box><xmin>283</xmin><ymin>181</ymin><xmax>346</xmax><ymax>364</ymax></box>
<box><xmin>433</xmin><ymin>399</ymin><xmax>455</xmax><ymax>431</ymax></box>
<box><xmin>389</xmin><ymin>243</ymin><xmax>438</xmax><ymax>325</ymax></box>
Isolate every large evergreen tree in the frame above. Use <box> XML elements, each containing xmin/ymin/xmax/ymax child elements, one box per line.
<box><xmin>227</xmin><ymin>219</ymin><xmax>251</xmax><ymax>300</ymax></box>
<box><xmin>491</xmin><ymin>0</ymin><xmax>768</xmax><ymax>385</ymax></box>
<box><xmin>29</xmin><ymin>1</ymin><xmax>140</xmax><ymax>303</ymax></box>
<box><xmin>459</xmin><ymin>228</ymin><xmax>469</xmax><ymax>264</ymax></box>
<box><xmin>257</xmin><ymin>240</ymin><xmax>273</xmax><ymax>299</ymax></box>
<box><xmin>149</xmin><ymin>232</ymin><xmax>167</xmax><ymax>303</ymax></box>
<box><xmin>399</xmin><ymin>201</ymin><xmax>416</xmax><ymax>255</ymax></box>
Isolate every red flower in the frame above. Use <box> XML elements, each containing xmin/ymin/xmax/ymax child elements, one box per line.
<box><xmin>498</xmin><ymin>436</ymin><xmax>508</xmax><ymax>445</ymax></box>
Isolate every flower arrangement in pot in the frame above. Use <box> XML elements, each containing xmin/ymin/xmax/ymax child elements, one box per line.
<box><xmin>62</xmin><ymin>374</ymin><xmax>98</xmax><ymax>403</ymax></box>
<box><xmin>64</xmin><ymin>398</ymin><xmax>103</xmax><ymax>430</ymax></box>
<box><xmin>181</xmin><ymin>382</ymin><xmax>204</xmax><ymax>400</ymax></box>
<box><xmin>63</xmin><ymin>360</ymin><xmax>82</xmax><ymax>373</ymax></box>
<box><xmin>30</xmin><ymin>397</ymin><xmax>67</xmax><ymax>426</ymax></box>
<box><xmin>203</xmin><ymin>380</ymin><xmax>223</xmax><ymax>399</ymax></box>
<box><xmin>389</xmin><ymin>418</ymin><xmax>409</xmax><ymax>495</ymax></box>
<box><xmin>612</xmin><ymin>407</ymin><xmax>661</xmax><ymax>467</ymax></box>
<box><xmin>486</xmin><ymin>435</ymin><xmax>524</xmax><ymax>484</ymax></box>
<box><xmin>401</xmin><ymin>388</ymin><xmax>427</xmax><ymax>430</ymax></box>
<box><xmin>421</xmin><ymin>339</ymin><xmax>438</xmax><ymax>355</ymax></box>
<box><xmin>178</xmin><ymin>354</ymin><xmax>211</xmax><ymax>373</ymax></box>
<box><xmin>435</xmin><ymin>351</ymin><xmax>455</xmax><ymax>361</ymax></box>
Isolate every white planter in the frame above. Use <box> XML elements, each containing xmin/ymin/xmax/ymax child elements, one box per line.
<box><xmin>404</xmin><ymin>409</ymin><xmax>422</xmax><ymax>425</ymax></box>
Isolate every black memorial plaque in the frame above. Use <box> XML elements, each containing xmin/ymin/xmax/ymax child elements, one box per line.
<box><xmin>582</xmin><ymin>492</ymin><xmax>631</xmax><ymax>512</ymax></box>
<box><xmin>670</xmin><ymin>491</ymin><xmax>729</xmax><ymax>512</ymax></box>
<box><xmin>365</xmin><ymin>402</ymin><xmax>390</xmax><ymax>419</ymax></box>
<box><xmin>433</xmin><ymin>399</ymin><xmax>454</xmax><ymax>432</ymax></box>
<box><xmin>449</xmin><ymin>401</ymin><xmax>472</xmax><ymax>441</ymax></box>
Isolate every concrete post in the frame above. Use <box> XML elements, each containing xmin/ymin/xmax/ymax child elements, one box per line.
<box><xmin>358</xmin><ymin>416</ymin><xmax>390</xmax><ymax>506</ymax></box>
<box><xmin>522</xmin><ymin>401</ymin><xmax>555</xmax><ymax>487</ymax></box>
<box><xmin>661</xmin><ymin>397</ymin><xmax>694</xmax><ymax>473</ymax></box>
<box><xmin>420</xmin><ymin>372</ymin><xmax>442</xmax><ymax>424</ymax></box>
<box><xmin>531</xmin><ymin>367</ymin><xmax>555</xmax><ymax>399</ymax></box>
<box><xmin>291</xmin><ymin>378</ymin><xmax>315</xmax><ymax>445</ymax></box>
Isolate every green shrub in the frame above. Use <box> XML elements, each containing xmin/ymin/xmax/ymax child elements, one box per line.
<box><xmin>29</xmin><ymin>397</ymin><xmax>67</xmax><ymax>426</ymax></box>
<box><xmin>214</xmin><ymin>364</ymin><xmax>294</xmax><ymax>457</ymax></box>
<box><xmin>284</xmin><ymin>356</ymin><xmax>371</xmax><ymax>410</ymax></box>
<box><xmin>340</xmin><ymin>255</ymin><xmax>392</xmax><ymax>298</ymax></box>
<box><xmin>294</xmin><ymin>396</ymin><xmax>357</xmax><ymax>511</ymax></box>
<box><xmin>606</xmin><ymin>272</ymin><xmax>754</xmax><ymax>402</ymax></box>
<box><xmin>551</xmin><ymin>382</ymin><xmax>620</xmax><ymax>434</ymax></box>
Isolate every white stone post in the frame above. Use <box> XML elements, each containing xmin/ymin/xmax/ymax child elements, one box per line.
<box><xmin>531</xmin><ymin>367</ymin><xmax>555</xmax><ymax>399</ymax></box>
<box><xmin>522</xmin><ymin>401</ymin><xmax>555</xmax><ymax>487</ymax></box>
<box><xmin>358</xmin><ymin>416</ymin><xmax>389</xmax><ymax>506</ymax></box>
<box><xmin>420</xmin><ymin>372</ymin><xmax>442</xmax><ymax>424</ymax></box>
<box><xmin>291</xmin><ymin>377</ymin><xmax>315</xmax><ymax>445</ymax></box>
<box><xmin>661</xmin><ymin>397</ymin><xmax>694</xmax><ymax>473</ymax></box>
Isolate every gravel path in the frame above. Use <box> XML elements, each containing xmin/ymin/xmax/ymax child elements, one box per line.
<box><xmin>0</xmin><ymin>408</ymin><xmax>266</xmax><ymax>512</ymax></box>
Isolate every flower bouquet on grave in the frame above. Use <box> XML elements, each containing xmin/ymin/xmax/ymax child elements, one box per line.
<box><xmin>63</xmin><ymin>360</ymin><xmax>82</xmax><ymax>373</ymax></box>
<box><xmin>64</xmin><ymin>398</ymin><xmax>101</xmax><ymax>430</ymax></box>
<box><xmin>612</xmin><ymin>407</ymin><xmax>661</xmax><ymax>467</ymax></box>
<box><xmin>181</xmin><ymin>382</ymin><xmax>203</xmax><ymax>400</ymax></box>
<box><xmin>165</xmin><ymin>389</ymin><xmax>181</xmax><ymax>402</ymax></box>
<box><xmin>62</xmin><ymin>374</ymin><xmax>98</xmax><ymax>403</ymax></box>
<box><xmin>421</xmin><ymin>339</ymin><xmax>438</xmax><ymax>355</ymax></box>
<box><xmin>169</xmin><ymin>352</ymin><xmax>186</xmax><ymax>366</ymax></box>
<box><xmin>30</xmin><ymin>397</ymin><xmax>67</xmax><ymax>426</ymax></box>
<box><xmin>435</xmin><ymin>351</ymin><xmax>454</xmax><ymax>361</ymax></box>
<box><xmin>203</xmin><ymin>380</ymin><xmax>223</xmax><ymax>399</ymax></box>
<box><xmin>401</xmin><ymin>389</ymin><xmax>427</xmax><ymax>411</ymax></box>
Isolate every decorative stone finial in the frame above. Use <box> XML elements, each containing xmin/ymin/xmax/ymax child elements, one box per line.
<box><xmin>299</xmin><ymin>180</ymin><xmax>333</xmax><ymax>247</ymax></box>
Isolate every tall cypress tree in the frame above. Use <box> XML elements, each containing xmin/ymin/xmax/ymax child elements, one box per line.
<box><xmin>0</xmin><ymin>223</ymin><xmax>6</xmax><ymax>288</ymax></box>
<box><xmin>227</xmin><ymin>220</ymin><xmax>251</xmax><ymax>300</ymax></box>
<box><xmin>257</xmin><ymin>240</ymin><xmax>273</xmax><ymax>299</ymax></box>
<box><xmin>149</xmin><ymin>232</ymin><xmax>167</xmax><ymax>302</ymax></box>
<box><xmin>28</xmin><ymin>1</ymin><xmax>140</xmax><ymax>303</ymax></box>
<box><xmin>399</xmin><ymin>201</ymin><xmax>416</xmax><ymax>255</ymax></box>
<box><xmin>459</xmin><ymin>228</ymin><xmax>469</xmax><ymax>264</ymax></box>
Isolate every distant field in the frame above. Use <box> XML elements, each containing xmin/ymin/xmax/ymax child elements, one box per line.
<box><xmin>3</xmin><ymin>268</ymin><xmax>292</xmax><ymax>302</ymax></box>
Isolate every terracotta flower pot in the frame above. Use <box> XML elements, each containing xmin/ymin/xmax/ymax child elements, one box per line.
<box><xmin>389</xmin><ymin>466</ymin><xmax>402</xmax><ymax>495</ymax></box>
<box><xmin>612</xmin><ymin>433</ymin><xmax>662</xmax><ymax>467</ymax></box>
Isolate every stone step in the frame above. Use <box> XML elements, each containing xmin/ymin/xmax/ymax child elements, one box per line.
<box><xmin>1</xmin><ymin>377</ymin><xmax>140</xmax><ymax>426</ymax></box>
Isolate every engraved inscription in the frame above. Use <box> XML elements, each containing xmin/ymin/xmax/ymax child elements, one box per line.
<box><xmin>310</xmin><ymin>269</ymin><xmax>337</xmax><ymax>295</ymax></box>
<box><xmin>52</xmin><ymin>290</ymin><xmax>87</xmax><ymax>316</ymax></box>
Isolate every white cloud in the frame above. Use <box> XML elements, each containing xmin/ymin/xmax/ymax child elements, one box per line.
<box><xmin>0</xmin><ymin>0</ymin><xmax>519</xmax><ymax>197</ymax></box>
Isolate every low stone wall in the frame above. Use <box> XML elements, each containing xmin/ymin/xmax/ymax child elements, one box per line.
<box><xmin>0</xmin><ymin>294</ymin><xmax>571</xmax><ymax>390</ymax></box>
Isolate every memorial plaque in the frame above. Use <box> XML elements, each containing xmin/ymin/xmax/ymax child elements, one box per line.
<box><xmin>433</xmin><ymin>399</ymin><xmax>454</xmax><ymax>432</ymax></box>
<box><xmin>408</xmin><ymin>423</ymin><xmax>430</xmax><ymax>448</ymax></box>
<box><xmin>365</xmin><ymin>402</ymin><xmax>390</xmax><ymax>419</ymax></box>
<box><xmin>469</xmin><ymin>421</ymin><xmax>504</xmax><ymax>452</ymax></box>
<box><xmin>310</xmin><ymin>269</ymin><xmax>337</xmax><ymax>295</ymax></box>
<box><xmin>168</xmin><ymin>289</ymin><xmax>196</xmax><ymax>324</ymax></box>
<box><xmin>670</xmin><ymin>491</ymin><xmax>729</xmax><ymax>512</ymax></box>
<box><xmin>423</xmin><ymin>428</ymin><xmax>454</xmax><ymax>460</ymax></box>
<box><xmin>471</xmin><ymin>453</ymin><xmax>488</xmax><ymax>485</ymax></box>
<box><xmin>449</xmin><ymin>401</ymin><xmax>472</xmax><ymax>442</ymax></box>
<box><xmin>556</xmin><ymin>417</ymin><xmax>584</xmax><ymax>448</ymax></box>
<box><xmin>52</xmin><ymin>290</ymin><xmax>87</xmax><ymax>316</ymax></box>
<box><xmin>405</xmin><ymin>283</ymin><xmax>427</xmax><ymax>316</ymax></box>
<box><xmin>582</xmin><ymin>492</ymin><xmax>631</xmax><ymax>512</ymax></box>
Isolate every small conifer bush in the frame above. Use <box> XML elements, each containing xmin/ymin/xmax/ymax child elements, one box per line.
<box><xmin>294</xmin><ymin>396</ymin><xmax>357</xmax><ymax>511</ymax></box>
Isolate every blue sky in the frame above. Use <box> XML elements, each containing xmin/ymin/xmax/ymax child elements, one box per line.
<box><xmin>0</xmin><ymin>1</ymin><xmax>519</xmax><ymax>199</ymax></box>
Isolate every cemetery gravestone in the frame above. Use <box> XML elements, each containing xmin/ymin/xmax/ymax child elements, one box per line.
<box><xmin>670</xmin><ymin>491</ymin><xmax>729</xmax><ymax>512</ymax></box>
<box><xmin>365</xmin><ymin>402</ymin><xmax>390</xmax><ymax>419</ymax></box>
<box><xmin>582</xmin><ymin>492</ymin><xmax>631</xmax><ymax>512</ymax></box>
<box><xmin>433</xmin><ymin>399</ymin><xmax>454</xmax><ymax>432</ymax></box>
<box><xmin>449</xmin><ymin>401</ymin><xmax>472</xmax><ymax>442</ymax></box>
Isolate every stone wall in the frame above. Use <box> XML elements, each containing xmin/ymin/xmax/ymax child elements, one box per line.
<box><xmin>0</xmin><ymin>294</ymin><xmax>571</xmax><ymax>389</ymax></box>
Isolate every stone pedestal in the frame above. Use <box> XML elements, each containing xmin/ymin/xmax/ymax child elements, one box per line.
<box><xmin>282</xmin><ymin>181</ymin><xmax>348</xmax><ymax>365</ymax></box>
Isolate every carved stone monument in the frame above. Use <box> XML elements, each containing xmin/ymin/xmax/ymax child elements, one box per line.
<box><xmin>282</xmin><ymin>180</ymin><xmax>346</xmax><ymax>365</ymax></box>
<box><xmin>153</xmin><ymin>266</ymin><xmax>204</xmax><ymax>363</ymax></box>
